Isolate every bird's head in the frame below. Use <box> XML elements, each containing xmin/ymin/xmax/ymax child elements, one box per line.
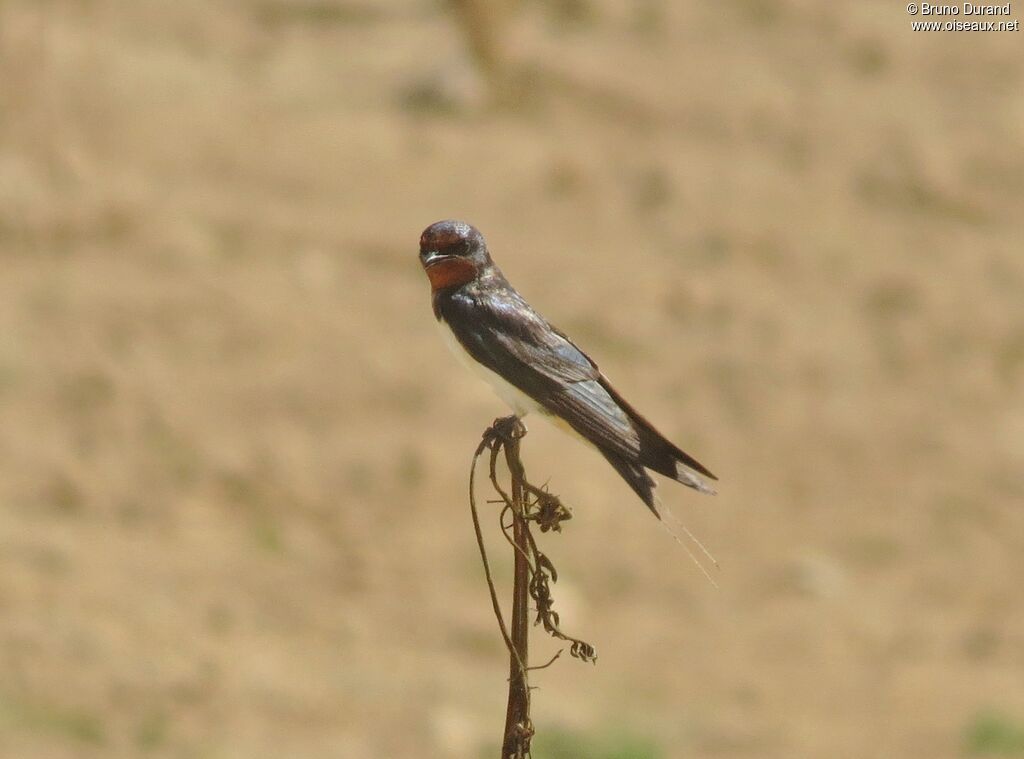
<box><xmin>419</xmin><ymin>220</ymin><xmax>491</xmax><ymax>291</ymax></box>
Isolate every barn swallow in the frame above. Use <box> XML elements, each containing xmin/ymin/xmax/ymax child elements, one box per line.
<box><xmin>419</xmin><ymin>220</ymin><xmax>717</xmax><ymax>516</ymax></box>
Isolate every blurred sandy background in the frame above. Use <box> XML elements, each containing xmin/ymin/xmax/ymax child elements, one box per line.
<box><xmin>1</xmin><ymin>1</ymin><xmax>1023</xmax><ymax>757</ymax></box>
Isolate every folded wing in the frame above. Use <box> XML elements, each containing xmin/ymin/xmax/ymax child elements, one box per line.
<box><xmin>439</xmin><ymin>284</ymin><xmax>716</xmax><ymax>513</ymax></box>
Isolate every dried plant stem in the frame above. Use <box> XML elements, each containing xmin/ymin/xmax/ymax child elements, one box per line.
<box><xmin>469</xmin><ymin>416</ymin><xmax>596</xmax><ymax>759</ymax></box>
<box><xmin>502</xmin><ymin>432</ymin><xmax>531</xmax><ymax>758</ymax></box>
<box><xmin>448</xmin><ymin>0</ymin><xmax>507</xmax><ymax>85</ymax></box>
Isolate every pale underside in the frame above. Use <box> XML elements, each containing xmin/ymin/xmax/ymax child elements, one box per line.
<box><xmin>437</xmin><ymin>319</ymin><xmax>582</xmax><ymax>437</ymax></box>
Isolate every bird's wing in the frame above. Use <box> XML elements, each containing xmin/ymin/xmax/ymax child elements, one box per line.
<box><xmin>441</xmin><ymin>287</ymin><xmax>645</xmax><ymax>462</ymax></box>
<box><xmin>441</xmin><ymin>285</ymin><xmax>718</xmax><ymax>491</ymax></box>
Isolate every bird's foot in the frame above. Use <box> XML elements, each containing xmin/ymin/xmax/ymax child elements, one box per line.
<box><xmin>483</xmin><ymin>414</ymin><xmax>525</xmax><ymax>447</ymax></box>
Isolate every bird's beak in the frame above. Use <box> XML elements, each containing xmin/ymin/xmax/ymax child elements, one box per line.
<box><xmin>421</xmin><ymin>250</ymin><xmax>450</xmax><ymax>268</ymax></box>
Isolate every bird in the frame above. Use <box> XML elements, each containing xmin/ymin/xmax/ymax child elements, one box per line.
<box><xmin>419</xmin><ymin>219</ymin><xmax>717</xmax><ymax>517</ymax></box>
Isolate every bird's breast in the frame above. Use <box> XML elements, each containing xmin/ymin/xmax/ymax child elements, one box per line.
<box><xmin>435</xmin><ymin>317</ymin><xmax>544</xmax><ymax>418</ymax></box>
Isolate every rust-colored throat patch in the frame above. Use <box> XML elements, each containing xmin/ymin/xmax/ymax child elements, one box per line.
<box><xmin>425</xmin><ymin>257</ymin><xmax>477</xmax><ymax>291</ymax></box>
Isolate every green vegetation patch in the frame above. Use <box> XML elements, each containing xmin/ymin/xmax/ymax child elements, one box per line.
<box><xmin>965</xmin><ymin>710</ymin><xmax>1024</xmax><ymax>756</ymax></box>
<box><xmin>529</xmin><ymin>725</ymin><xmax>662</xmax><ymax>759</ymax></box>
